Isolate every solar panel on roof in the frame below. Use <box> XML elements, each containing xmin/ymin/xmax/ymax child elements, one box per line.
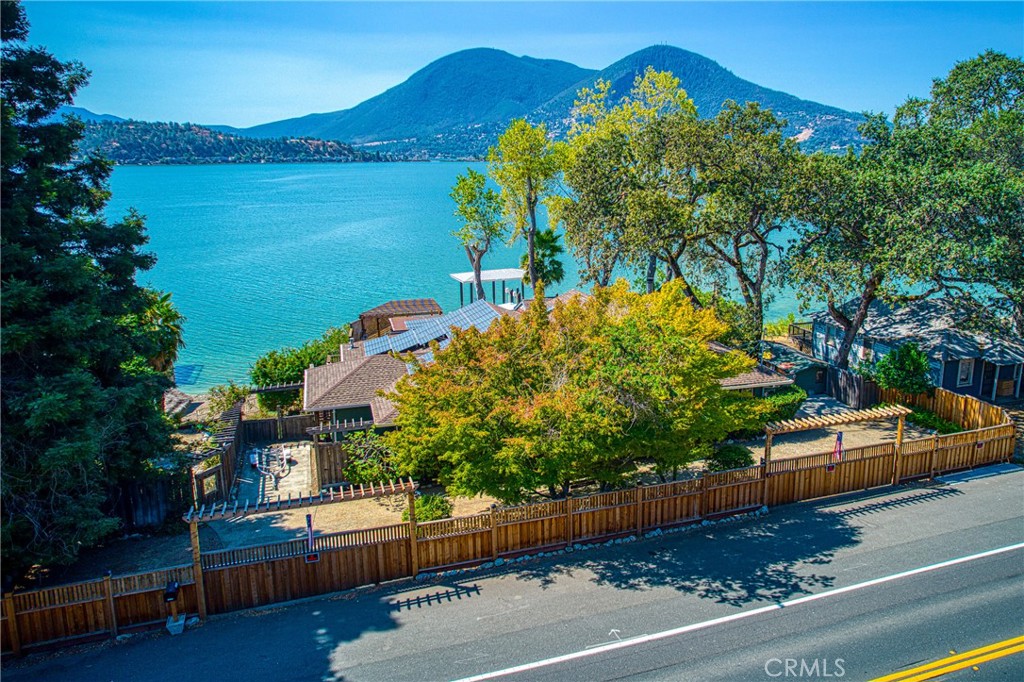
<box><xmin>364</xmin><ymin>300</ymin><xmax>501</xmax><ymax>356</ymax></box>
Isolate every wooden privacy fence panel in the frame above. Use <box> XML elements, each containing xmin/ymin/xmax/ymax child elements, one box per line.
<box><xmin>572</xmin><ymin>490</ymin><xmax>636</xmax><ymax>541</ymax></box>
<box><xmin>766</xmin><ymin>445</ymin><xmax>895</xmax><ymax>506</ymax></box>
<box><xmin>877</xmin><ymin>387</ymin><xmax>1011</xmax><ymax>430</ymax></box>
<box><xmin>3</xmin><ymin>564</ymin><xmax>200</xmax><ymax>654</ymax></box>
<box><xmin>311</xmin><ymin>443</ymin><xmax>350</xmax><ymax>490</ymax></box>
<box><xmin>241</xmin><ymin>414</ymin><xmax>316</xmax><ymax>444</ymax></box>
<box><xmin>640</xmin><ymin>480</ymin><xmax>702</xmax><ymax>530</ymax></box>
<box><xmin>703</xmin><ymin>466</ymin><xmax>763</xmax><ymax>516</ymax></box>
<box><xmin>495</xmin><ymin>500</ymin><xmax>567</xmax><ymax>555</ymax></box>
<box><xmin>202</xmin><ymin>539</ymin><xmax>411</xmax><ymax>615</ymax></box>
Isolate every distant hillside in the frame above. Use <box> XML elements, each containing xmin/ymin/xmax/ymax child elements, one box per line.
<box><xmin>535</xmin><ymin>45</ymin><xmax>863</xmax><ymax>152</ymax></box>
<box><xmin>240</xmin><ymin>48</ymin><xmax>596</xmax><ymax>146</ymax></box>
<box><xmin>51</xmin><ymin>105</ymin><xmax>125</xmax><ymax>124</ymax></box>
<box><xmin>79</xmin><ymin>120</ymin><xmax>383</xmax><ymax>165</ymax></box>
<box><xmin>234</xmin><ymin>45</ymin><xmax>864</xmax><ymax>157</ymax></box>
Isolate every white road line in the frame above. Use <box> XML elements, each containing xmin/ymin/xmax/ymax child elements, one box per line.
<box><xmin>452</xmin><ymin>541</ymin><xmax>1024</xmax><ymax>682</ymax></box>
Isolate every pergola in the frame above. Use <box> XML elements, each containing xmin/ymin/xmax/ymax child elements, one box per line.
<box><xmin>763</xmin><ymin>404</ymin><xmax>914</xmax><ymax>463</ymax></box>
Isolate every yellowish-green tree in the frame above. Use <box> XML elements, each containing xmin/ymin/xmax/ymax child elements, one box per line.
<box><xmin>385</xmin><ymin>280</ymin><xmax>756</xmax><ymax>503</ymax></box>
<box><xmin>488</xmin><ymin>119</ymin><xmax>560</xmax><ymax>290</ymax></box>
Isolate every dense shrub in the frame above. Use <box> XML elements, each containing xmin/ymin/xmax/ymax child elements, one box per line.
<box><xmin>764</xmin><ymin>385</ymin><xmax>808</xmax><ymax>421</ymax></box>
<box><xmin>706</xmin><ymin>444</ymin><xmax>756</xmax><ymax>472</ymax></box>
<box><xmin>863</xmin><ymin>342</ymin><xmax>935</xmax><ymax>395</ymax></box>
<box><xmin>402</xmin><ymin>493</ymin><xmax>454</xmax><ymax>522</ymax></box>
<box><xmin>877</xmin><ymin>402</ymin><xmax>964</xmax><ymax>434</ymax></box>
<box><xmin>338</xmin><ymin>431</ymin><xmax>395</xmax><ymax>484</ymax></box>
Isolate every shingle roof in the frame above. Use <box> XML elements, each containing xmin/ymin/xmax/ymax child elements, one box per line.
<box><xmin>719</xmin><ymin>367</ymin><xmax>795</xmax><ymax>390</ymax></box>
<box><xmin>809</xmin><ymin>298</ymin><xmax>1024</xmax><ymax>364</ymax></box>
<box><xmin>360</xmin><ymin>298</ymin><xmax>442</xmax><ymax>320</ymax></box>
<box><xmin>303</xmin><ymin>352</ymin><xmax>407</xmax><ymax>415</ymax></box>
<box><xmin>709</xmin><ymin>341</ymin><xmax>795</xmax><ymax>390</ymax></box>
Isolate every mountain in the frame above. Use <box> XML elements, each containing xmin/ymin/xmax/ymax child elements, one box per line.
<box><xmin>241</xmin><ymin>48</ymin><xmax>596</xmax><ymax>146</ymax></box>
<box><xmin>51</xmin><ymin>105</ymin><xmax>126</xmax><ymax>124</ymax></box>
<box><xmin>536</xmin><ymin>45</ymin><xmax>863</xmax><ymax>151</ymax></box>
<box><xmin>232</xmin><ymin>45</ymin><xmax>864</xmax><ymax>156</ymax></box>
<box><xmin>78</xmin><ymin>120</ymin><xmax>383</xmax><ymax>165</ymax></box>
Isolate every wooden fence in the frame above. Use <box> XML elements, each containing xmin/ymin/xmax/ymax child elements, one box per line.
<box><xmin>310</xmin><ymin>443</ymin><xmax>350</xmax><ymax>491</ymax></box>
<box><xmin>240</xmin><ymin>414</ymin><xmax>317</xmax><ymax>444</ymax></box>
<box><xmin>3</xmin><ymin>389</ymin><xmax>1015</xmax><ymax>657</ymax></box>
<box><xmin>877</xmin><ymin>386</ymin><xmax>1009</xmax><ymax>430</ymax></box>
<box><xmin>826</xmin><ymin>366</ymin><xmax>879</xmax><ymax>409</ymax></box>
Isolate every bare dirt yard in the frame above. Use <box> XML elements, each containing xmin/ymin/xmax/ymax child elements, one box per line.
<box><xmin>732</xmin><ymin>395</ymin><xmax>934</xmax><ymax>461</ymax></box>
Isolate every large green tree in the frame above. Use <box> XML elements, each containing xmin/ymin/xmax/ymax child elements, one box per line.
<box><xmin>385</xmin><ymin>280</ymin><xmax>753</xmax><ymax>503</ymax></box>
<box><xmin>790</xmin><ymin>52</ymin><xmax>1024</xmax><ymax>367</ymax></box>
<box><xmin>900</xmin><ymin>51</ymin><xmax>1024</xmax><ymax>334</ymax></box>
<box><xmin>488</xmin><ymin>119</ymin><xmax>560</xmax><ymax>290</ymax></box>
<box><xmin>556</xmin><ymin>69</ymin><xmax>705</xmax><ymax>300</ymax></box>
<box><xmin>688</xmin><ymin>102</ymin><xmax>803</xmax><ymax>345</ymax></box>
<box><xmin>450</xmin><ymin>168</ymin><xmax>505</xmax><ymax>301</ymax></box>
<box><xmin>1</xmin><ymin>1</ymin><xmax>174</xmax><ymax>577</ymax></box>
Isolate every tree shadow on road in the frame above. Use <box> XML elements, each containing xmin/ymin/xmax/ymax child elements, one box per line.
<box><xmin>508</xmin><ymin>484</ymin><xmax>963</xmax><ymax>607</ymax></box>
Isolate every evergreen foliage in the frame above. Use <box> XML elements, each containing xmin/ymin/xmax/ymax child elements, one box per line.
<box><xmin>706</xmin><ymin>445</ymin><xmax>755</xmax><ymax>472</ymax></box>
<box><xmin>866</xmin><ymin>343</ymin><xmax>935</xmax><ymax>395</ymax></box>
<box><xmin>1</xmin><ymin>1</ymin><xmax>176</xmax><ymax>577</ymax></box>
<box><xmin>249</xmin><ymin>326</ymin><xmax>349</xmax><ymax>413</ymax></box>
<box><xmin>402</xmin><ymin>494</ymin><xmax>454</xmax><ymax>523</ymax></box>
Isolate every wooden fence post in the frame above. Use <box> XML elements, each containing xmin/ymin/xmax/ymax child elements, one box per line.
<box><xmin>4</xmin><ymin>593</ymin><xmax>20</xmax><ymax>657</ymax></box>
<box><xmin>490</xmin><ymin>505</ymin><xmax>499</xmax><ymax>561</ymax></box>
<box><xmin>928</xmin><ymin>434</ymin><xmax>939</xmax><ymax>480</ymax></box>
<box><xmin>634</xmin><ymin>485</ymin><xmax>643</xmax><ymax>538</ymax></box>
<box><xmin>891</xmin><ymin>415</ymin><xmax>905</xmax><ymax>485</ymax></box>
<box><xmin>103</xmin><ymin>573</ymin><xmax>118</xmax><ymax>638</ymax></box>
<box><xmin>565</xmin><ymin>497</ymin><xmax>574</xmax><ymax>547</ymax></box>
<box><xmin>971</xmin><ymin>429</ymin><xmax>982</xmax><ymax>468</ymax></box>
<box><xmin>189</xmin><ymin>520</ymin><xmax>208</xmax><ymax>621</ymax></box>
<box><xmin>407</xmin><ymin>492</ymin><xmax>418</xmax><ymax>578</ymax></box>
<box><xmin>761</xmin><ymin>433</ymin><xmax>773</xmax><ymax>507</ymax></box>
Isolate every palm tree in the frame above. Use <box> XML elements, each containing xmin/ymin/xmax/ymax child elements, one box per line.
<box><xmin>141</xmin><ymin>290</ymin><xmax>186</xmax><ymax>376</ymax></box>
<box><xmin>521</xmin><ymin>228</ymin><xmax>565</xmax><ymax>288</ymax></box>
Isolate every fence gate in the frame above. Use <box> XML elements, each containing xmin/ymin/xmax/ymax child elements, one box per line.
<box><xmin>826</xmin><ymin>367</ymin><xmax>878</xmax><ymax>409</ymax></box>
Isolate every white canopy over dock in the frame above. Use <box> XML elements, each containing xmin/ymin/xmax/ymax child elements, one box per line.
<box><xmin>450</xmin><ymin>268</ymin><xmax>526</xmax><ymax>306</ymax></box>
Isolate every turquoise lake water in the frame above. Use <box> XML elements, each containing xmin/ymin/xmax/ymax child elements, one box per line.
<box><xmin>107</xmin><ymin>163</ymin><xmax>801</xmax><ymax>392</ymax></box>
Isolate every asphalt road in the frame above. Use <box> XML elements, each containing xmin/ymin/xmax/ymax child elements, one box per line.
<box><xmin>4</xmin><ymin>465</ymin><xmax>1023</xmax><ymax>682</ymax></box>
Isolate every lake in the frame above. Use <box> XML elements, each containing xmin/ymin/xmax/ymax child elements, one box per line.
<box><xmin>107</xmin><ymin>162</ymin><xmax>802</xmax><ymax>392</ymax></box>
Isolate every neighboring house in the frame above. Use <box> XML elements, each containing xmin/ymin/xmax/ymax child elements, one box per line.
<box><xmin>804</xmin><ymin>299</ymin><xmax>1024</xmax><ymax>401</ymax></box>
<box><xmin>758</xmin><ymin>341</ymin><xmax>828</xmax><ymax>395</ymax></box>
<box><xmin>350</xmin><ymin>298</ymin><xmax>443</xmax><ymax>341</ymax></box>
<box><xmin>302</xmin><ymin>341</ymin><xmax>409</xmax><ymax>440</ymax></box>
<box><xmin>710</xmin><ymin>342</ymin><xmax>794</xmax><ymax>396</ymax></box>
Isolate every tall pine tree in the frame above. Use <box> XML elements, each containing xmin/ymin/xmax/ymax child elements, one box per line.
<box><xmin>1</xmin><ymin>0</ymin><xmax>174</xmax><ymax>580</ymax></box>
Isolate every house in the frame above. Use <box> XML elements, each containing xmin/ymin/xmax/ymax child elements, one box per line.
<box><xmin>803</xmin><ymin>298</ymin><xmax>1024</xmax><ymax>401</ymax></box>
<box><xmin>302</xmin><ymin>341</ymin><xmax>408</xmax><ymax>440</ymax></box>
<box><xmin>758</xmin><ymin>341</ymin><xmax>828</xmax><ymax>395</ymax></box>
<box><xmin>349</xmin><ymin>298</ymin><xmax>443</xmax><ymax>341</ymax></box>
<box><xmin>709</xmin><ymin>342</ymin><xmax>794</xmax><ymax>396</ymax></box>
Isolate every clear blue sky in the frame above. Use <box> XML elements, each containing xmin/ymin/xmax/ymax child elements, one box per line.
<box><xmin>22</xmin><ymin>1</ymin><xmax>1024</xmax><ymax>128</ymax></box>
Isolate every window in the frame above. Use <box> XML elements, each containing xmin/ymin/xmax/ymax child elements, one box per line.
<box><xmin>957</xmin><ymin>359</ymin><xmax>974</xmax><ymax>387</ymax></box>
<box><xmin>861</xmin><ymin>340</ymin><xmax>874</xmax><ymax>364</ymax></box>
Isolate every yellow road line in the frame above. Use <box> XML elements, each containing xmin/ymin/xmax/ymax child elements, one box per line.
<box><xmin>870</xmin><ymin>634</ymin><xmax>1024</xmax><ymax>681</ymax></box>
